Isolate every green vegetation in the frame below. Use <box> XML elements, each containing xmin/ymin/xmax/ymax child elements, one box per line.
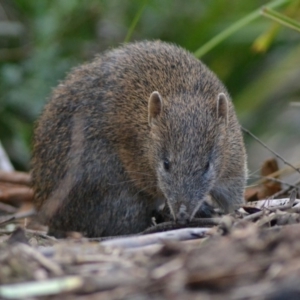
<box><xmin>1</xmin><ymin>0</ymin><xmax>300</xmax><ymax>171</ymax></box>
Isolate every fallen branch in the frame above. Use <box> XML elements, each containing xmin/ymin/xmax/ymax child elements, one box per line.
<box><xmin>142</xmin><ymin>218</ymin><xmax>221</xmax><ymax>234</ymax></box>
<box><xmin>0</xmin><ymin>170</ymin><xmax>31</xmax><ymax>186</ymax></box>
<box><xmin>100</xmin><ymin>227</ymin><xmax>210</xmax><ymax>248</ymax></box>
<box><xmin>0</xmin><ymin>276</ymin><xmax>82</xmax><ymax>299</ymax></box>
<box><xmin>0</xmin><ymin>202</ymin><xmax>17</xmax><ymax>214</ymax></box>
<box><xmin>0</xmin><ymin>209</ymin><xmax>36</xmax><ymax>226</ymax></box>
<box><xmin>0</xmin><ymin>185</ymin><xmax>33</xmax><ymax>204</ymax></box>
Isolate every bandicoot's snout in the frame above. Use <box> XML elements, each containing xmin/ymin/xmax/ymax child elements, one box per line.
<box><xmin>172</xmin><ymin>198</ymin><xmax>207</xmax><ymax>224</ymax></box>
<box><xmin>173</xmin><ymin>203</ymin><xmax>191</xmax><ymax>224</ymax></box>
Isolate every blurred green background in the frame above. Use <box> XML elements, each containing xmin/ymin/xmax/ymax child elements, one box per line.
<box><xmin>0</xmin><ymin>0</ymin><xmax>300</xmax><ymax>177</ymax></box>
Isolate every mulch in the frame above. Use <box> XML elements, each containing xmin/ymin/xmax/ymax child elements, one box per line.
<box><xmin>0</xmin><ymin>158</ymin><xmax>300</xmax><ymax>299</ymax></box>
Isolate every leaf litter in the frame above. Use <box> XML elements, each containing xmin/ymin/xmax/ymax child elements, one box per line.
<box><xmin>0</xmin><ymin>158</ymin><xmax>300</xmax><ymax>299</ymax></box>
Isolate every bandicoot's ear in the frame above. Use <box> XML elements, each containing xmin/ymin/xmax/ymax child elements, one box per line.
<box><xmin>216</xmin><ymin>92</ymin><xmax>228</xmax><ymax>125</ymax></box>
<box><xmin>148</xmin><ymin>91</ymin><xmax>163</xmax><ymax>126</ymax></box>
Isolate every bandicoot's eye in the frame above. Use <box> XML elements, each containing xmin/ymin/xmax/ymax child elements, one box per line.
<box><xmin>163</xmin><ymin>159</ymin><xmax>170</xmax><ymax>171</ymax></box>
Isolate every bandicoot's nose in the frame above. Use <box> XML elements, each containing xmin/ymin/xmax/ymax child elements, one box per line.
<box><xmin>175</xmin><ymin>203</ymin><xmax>190</xmax><ymax>225</ymax></box>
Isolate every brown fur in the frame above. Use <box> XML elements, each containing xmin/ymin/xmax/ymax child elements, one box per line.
<box><xmin>31</xmin><ymin>41</ymin><xmax>247</xmax><ymax>237</ymax></box>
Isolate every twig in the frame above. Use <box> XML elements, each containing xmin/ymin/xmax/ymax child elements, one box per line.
<box><xmin>0</xmin><ymin>170</ymin><xmax>31</xmax><ymax>185</ymax></box>
<box><xmin>0</xmin><ymin>202</ymin><xmax>17</xmax><ymax>213</ymax></box>
<box><xmin>242</xmin><ymin>126</ymin><xmax>300</xmax><ymax>175</ymax></box>
<box><xmin>264</xmin><ymin>200</ymin><xmax>295</xmax><ymax>211</ymax></box>
<box><xmin>256</xmin><ymin>212</ymin><xmax>278</xmax><ymax>227</ymax></box>
<box><xmin>0</xmin><ymin>276</ymin><xmax>82</xmax><ymax>299</ymax></box>
<box><xmin>19</xmin><ymin>243</ymin><xmax>64</xmax><ymax>276</ymax></box>
<box><xmin>247</xmin><ymin>198</ymin><xmax>300</xmax><ymax>209</ymax></box>
<box><xmin>88</xmin><ymin>218</ymin><xmax>221</xmax><ymax>242</ymax></box>
<box><xmin>271</xmin><ymin>179</ymin><xmax>300</xmax><ymax>198</ymax></box>
<box><xmin>0</xmin><ymin>186</ymin><xmax>34</xmax><ymax>204</ymax></box>
<box><xmin>0</xmin><ymin>209</ymin><xmax>36</xmax><ymax>226</ymax></box>
<box><xmin>100</xmin><ymin>228</ymin><xmax>210</xmax><ymax>248</ymax></box>
<box><xmin>244</xmin><ymin>210</ymin><xmax>266</xmax><ymax>221</ymax></box>
<box><xmin>142</xmin><ymin>218</ymin><xmax>221</xmax><ymax>234</ymax></box>
<box><xmin>244</xmin><ymin>197</ymin><xmax>299</xmax><ymax>221</ymax></box>
<box><xmin>57</xmin><ymin>253</ymin><xmax>135</xmax><ymax>267</ymax></box>
<box><xmin>288</xmin><ymin>189</ymin><xmax>297</xmax><ymax>205</ymax></box>
<box><xmin>250</xmin><ymin>175</ymin><xmax>299</xmax><ymax>189</ymax></box>
<box><xmin>253</xmin><ymin>162</ymin><xmax>300</xmax><ymax>186</ymax></box>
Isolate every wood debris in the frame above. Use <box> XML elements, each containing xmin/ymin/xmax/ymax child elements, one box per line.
<box><xmin>0</xmin><ymin>159</ymin><xmax>300</xmax><ymax>299</ymax></box>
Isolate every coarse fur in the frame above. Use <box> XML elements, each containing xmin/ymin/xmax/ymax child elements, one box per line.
<box><xmin>31</xmin><ymin>40</ymin><xmax>247</xmax><ymax>237</ymax></box>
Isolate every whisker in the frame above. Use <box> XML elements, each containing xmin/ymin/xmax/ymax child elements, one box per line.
<box><xmin>109</xmin><ymin>179</ymin><xmax>156</xmax><ymax>186</ymax></box>
<box><xmin>108</xmin><ymin>179</ymin><xmax>141</xmax><ymax>186</ymax></box>
<box><xmin>247</xmin><ymin>168</ymin><xmax>261</xmax><ymax>178</ymax></box>
<box><xmin>132</xmin><ymin>184</ymin><xmax>158</xmax><ymax>198</ymax></box>
<box><xmin>245</xmin><ymin>183</ymin><xmax>261</xmax><ymax>188</ymax></box>
<box><xmin>125</xmin><ymin>170</ymin><xmax>153</xmax><ymax>177</ymax></box>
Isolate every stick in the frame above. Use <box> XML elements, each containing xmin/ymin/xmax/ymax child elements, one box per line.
<box><xmin>0</xmin><ymin>170</ymin><xmax>31</xmax><ymax>185</ymax></box>
<box><xmin>242</xmin><ymin>126</ymin><xmax>300</xmax><ymax>174</ymax></box>
<box><xmin>0</xmin><ymin>186</ymin><xmax>33</xmax><ymax>204</ymax></box>
<box><xmin>271</xmin><ymin>179</ymin><xmax>300</xmax><ymax>198</ymax></box>
<box><xmin>142</xmin><ymin>218</ymin><xmax>221</xmax><ymax>234</ymax></box>
<box><xmin>19</xmin><ymin>243</ymin><xmax>64</xmax><ymax>275</ymax></box>
<box><xmin>250</xmin><ymin>175</ymin><xmax>299</xmax><ymax>189</ymax></box>
<box><xmin>0</xmin><ymin>209</ymin><xmax>36</xmax><ymax>226</ymax></box>
<box><xmin>100</xmin><ymin>227</ymin><xmax>210</xmax><ymax>248</ymax></box>
<box><xmin>244</xmin><ymin>196</ymin><xmax>299</xmax><ymax>221</ymax></box>
<box><xmin>0</xmin><ymin>276</ymin><xmax>82</xmax><ymax>299</ymax></box>
<box><xmin>0</xmin><ymin>202</ymin><xmax>17</xmax><ymax>213</ymax></box>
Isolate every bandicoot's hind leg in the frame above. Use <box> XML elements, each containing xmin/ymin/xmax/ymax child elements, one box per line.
<box><xmin>44</xmin><ymin>138</ymin><xmax>155</xmax><ymax>238</ymax></box>
<box><xmin>47</xmin><ymin>186</ymin><xmax>154</xmax><ymax>237</ymax></box>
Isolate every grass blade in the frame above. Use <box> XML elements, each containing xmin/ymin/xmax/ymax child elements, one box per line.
<box><xmin>124</xmin><ymin>0</ymin><xmax>148</xmax><ymax>43</ymax></box>
<box><xmin>261</xmin><ymin>7</ymin><xmax>300</xmax><ymax>32</ymax></box>
<box><xmin>194</xmin><ymin>0</ymin><xmax>294</xmax><ymax>58</ymax></box>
